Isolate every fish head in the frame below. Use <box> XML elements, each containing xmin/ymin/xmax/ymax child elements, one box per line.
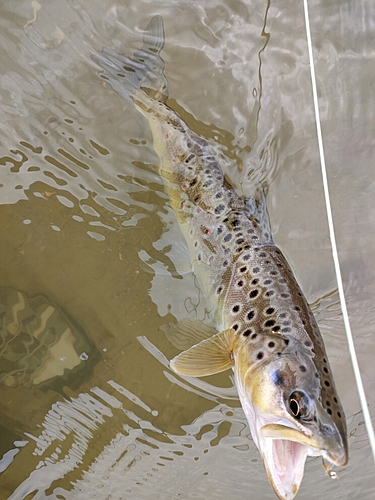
<box><xmin>234</xmin><ymin>337</ymin><xmax>348</xmax><ymax>500</ymax></box>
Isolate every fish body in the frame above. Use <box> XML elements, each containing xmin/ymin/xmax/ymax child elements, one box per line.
<box><xmin>92</xmin><ymin>16</ymin><xmax>348</xmax><ymax>500</ymax></box>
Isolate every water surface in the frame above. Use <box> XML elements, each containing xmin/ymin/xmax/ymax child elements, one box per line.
<box><xmin>0</xmin><ymin>0</ymin><xmax>375</xmax><ymax>499</ymax></box>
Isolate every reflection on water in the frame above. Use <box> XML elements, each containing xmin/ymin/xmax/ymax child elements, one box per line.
<box><xmin>0</xmin><ymin>0</ymin><xmax>375</xmax><ymax>499</ymax></box>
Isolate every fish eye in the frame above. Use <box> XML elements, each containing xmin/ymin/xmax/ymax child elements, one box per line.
<box><xmin>288</xmin><ymin>391</ymin><xmax>311</xmax><ymax>420</ymax></box>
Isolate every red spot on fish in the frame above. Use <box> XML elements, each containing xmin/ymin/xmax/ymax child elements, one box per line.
<box><xmin>180</xmin><ymin>201</ymin><xmax>185</xmax><ymax>208</ymax></box>
<box><xmin>197</xmin><ymin>207</ymin><xmax>201</xmax><ymax>213</ymax></box>
<box><xmin>182</xmin><ymin>182</ymin><xmax>188</xmax><ymax>189</ymax></box>
<box><xmin>205</xmin><ymin>228</ymin><xmax>211</xmax><ymax>234</ymax></box>
<box><xmin>173</xmin><ymin>159</ymin><xmax>178</xmax><ymax>163</ymax></box>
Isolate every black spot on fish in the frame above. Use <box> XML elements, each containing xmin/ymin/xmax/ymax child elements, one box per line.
<box><xmin>217</xmin><ymin>286</ymin><xmax>223</xmax><ymax>294</ymax></box>
<box><xmin>270</xmin><ymin>271</ymin><xmax>278</xmax><ymax>276</ymax></box>
<box><xmin>252</xmin><ymin>279</ymin><xmax>259</xmax><ymax>285</ymax></box>
<box><xmin>273</xmin><ymin>326</ymin><xmax>280</xmax><ymax>332</ymax></box>
<box><xmin>259</xmin><ymin>252</ymin><xmax>266</xmax><ymax>257</ymax></box>
<box><xmin>304</xmin><ymin>340</ymin><xmax>312</xmax><ymax>347</ymax></box>
<box><xmin>216</xmin><ymin>192</ymin><xmax>222</xmax><ymax>199</ymax></box>
<box><xmin>240</xmin><ymin>266</ymin><xmax>247</xmax><ymax>273</ymax></box>
<box><xmin>247</xmin><ymin>310</ymin><xmax>255</xmax><ymax>320</ymax></box>
<box><xmin>280</xmin><ymin>312</ymin><xmax>287</xmax><ymax>318</ymax></box>
<box><xmin>248</xmin><ymin>229</ymin><xmax>254</xmax><ymax>234</ymax></box>
<box><xmin>326</xmin><ymin>400</ymin><xmax>331</xmax><ymax>407</ymax></box>
<box><xmin>237</xmin><ymin>280</ymin><xmax>244</xmax><ymax>287</ymax></box>
<box><xmin>249</xmin><ymin>290</ymin><xmax>258</xmax><ymax>299</ymax></box>
<box><xmin>337</xmin><ymin>411</ymin><xmax>341</xmax><ymax>418</ymax></box>
<box><xmin>268</xmin><ymin>341</ymin><xmax>275</xmax><ymax>348</ymax></box>
<box><xmin>215</xmin><ymin>204</ymin><xmax>225</xmax><ymax>214</ymax></box>
<box><xmin>253</xmin><ymin>267</ymin><xmax>260</xmax><ymax>273</ymax></box>
<box><xmin>282</xmin><ymin>327</ymin><xmax>291</xmax><ymax>333</ymax></box>
<box><xmin>224</xmin><ymin>234</ymin><xmax>232</xmax><ymax>242</ymax></box>
<box><xmin>284</xmin><ymin>339</ymin><xmax>290</xmax><ymax>346</ymax></box>
<box><xmin>223</xmin><ymin>260</ymin><xmax>228</xmax><ymax>267</ymax></box>
<box><xmin>232</xmin><ymin>305</ymin><xmax>240</xmax><ymax>313</ymax></box>
<box><xmin>256</xmin><ymin>352</ymin><xmax>264</xmax><ymax>360</ymax></box>
<box><xmin>243</xmin><ymin>329</ymin><xmax>252</xmax><ymax>337</ymax></box>
<box><xmin>323</xmin><ymin>358</ymin><xmax>327</xmax><ymax>364</ymax></box>
<box><xmin>265</xmin><ymin>320</ymin><xmax>275</xmax><ymax>328</ymax></box>
<box><xmin>264</xmin><ymin>279</ymin><xmax>272</xmax><ymax>285</ymax></box>
<box><xmin>185</xmin><ymin>154</ymin><xmax>195</xmax><ymax>163</ymax></box>
<box><xmin>281</xmin><ymin>293</ymin><xmax>289</xmax><ymax>298</ymax></box>
<box><xmin>299</xmin><ymin>365</ymin><xmax>306</xmax><ymax>372</ymax></box>
<box><xmin>243</xmin><ymin>254</ymin><xmax>250</xmax><ymax>261</ymax></box>
<box><xmin>266</xmin><ymin>290</ymin><xmax>274</xmax><ymax>297</ymax></box>
<box><xmin>232</xmin><ymin>324</ymin><xmax>239</xmax><ymax>331</ymax></box>
<box><xmin>251</xmin><ymin>333</ymin><xmax>258</xmax><ymax>340</ymax></box>
<box><xmin>190</xmin><ymin>178</ymin><xmax>197</xmax><ymax>187</ymax></box>
<box><xmin>327</xmin><ymin>408</ymin><xmax>332</xmax><ymax>415</ymax></box>
<box><xmin>266</xmin><ymin>307</ymin><xmax>275</xmax><ymax>315</ymax></box>
<box><xmin>333</xmin><ymin>397</ymin><xmax>338</xmax><ymax>404</ymax></box>
<box><xmin>324</xmin><ymin>380</ymin><xmax>330</xmax><ymax>387</ymax></box>
<box><xmin>323</xmin><ymin>367</ymin><xmax>329</xmax><ymax>374</ymax></box>
<box><xmin>217</xmin><ymin>226</ymin><xmax>223</xmax><ymax>234</ymax></box>
<box><xmin>251</xmin><ymin>235</ymin><xmax>258</xmax><ymax>240</ymax></box>
<box><xmin>279</xmin><ymin>278</ymin><xmax>286</xmax><ymax>284</ymax></box>
<box><xmin>236</xmin><ymin>238</ymin><xmax>245</xmax><ymax>244</ymax></box>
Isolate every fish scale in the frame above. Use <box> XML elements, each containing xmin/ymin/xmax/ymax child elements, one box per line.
<box><xmin>92</xmin><ymin>16</ymin><xmax>348</xmax><ymax>500</ymax></box>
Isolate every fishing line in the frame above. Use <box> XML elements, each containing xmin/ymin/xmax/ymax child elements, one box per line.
<box><xmin>302</xmin><ymin>0</ymin><xmax>375</xmax><ymax>463</ymax></box>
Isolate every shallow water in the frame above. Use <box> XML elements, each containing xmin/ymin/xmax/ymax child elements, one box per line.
<box><xmin>0</xmin><ymin>0</ymin><xmax>375</xmax><ymax>499</ymax></box>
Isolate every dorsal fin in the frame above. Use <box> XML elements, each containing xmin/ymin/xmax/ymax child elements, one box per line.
<box><xmin>244</xmin><ymin>185</ymin><xmax>272</xmax><ymax>240</ymax></box>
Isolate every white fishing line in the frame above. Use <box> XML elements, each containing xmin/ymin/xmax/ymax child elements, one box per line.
<box><xmin>302</xmin><ymin>0</ymin><xmax>375</xmax><ymax>462</ymax></box>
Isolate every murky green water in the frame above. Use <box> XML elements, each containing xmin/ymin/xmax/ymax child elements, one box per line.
<box><xmin>0</xmin><ymin>0</ymin><xmax>374</xmax><ymax>498</ymax></box>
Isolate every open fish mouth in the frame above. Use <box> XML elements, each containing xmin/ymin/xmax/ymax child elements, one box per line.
<box><xmin>260</xmin><ymin>423</ymin><xmax>346</xmax><ymax>500</ymax></box>
<box><xmin>261</xmin><ymin>435</ymin><xmax>309</xmax><ymax>500</ymax></box>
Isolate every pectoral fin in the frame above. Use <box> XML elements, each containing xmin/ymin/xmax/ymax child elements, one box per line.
<box><xmin>170</xmin><ymin>328</ymin><xmax>236</xmax><ymax>377</ymax></box>
<box><xmin>161</xmin><ymin>319</ymin><xmax>217</xmax><ymax>350</ymax></box>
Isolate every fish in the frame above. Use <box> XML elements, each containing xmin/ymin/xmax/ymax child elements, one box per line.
<box><xmin>92</xmin><ymin>16</ymin><xmax>348</xmax><ymax>500</ymax></box>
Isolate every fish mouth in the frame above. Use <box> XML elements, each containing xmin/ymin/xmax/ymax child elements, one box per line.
<box><xmin>260</xmin><ymin>432</ymin><xmax>308</xmax><ymax>500</ymax></box>
<box><xmin>260</xmin><ymin>424</ymin><xmax>346</xmax><ymax>500</ymax></box>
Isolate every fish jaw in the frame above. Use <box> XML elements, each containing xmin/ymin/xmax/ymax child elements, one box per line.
<box><xmin>257</xmin><ymin>419</ymin><xmax>348</xmax><ymax>500</ymax></box>
<box><xmin>260</xmin><ymin>436</ymin><xmax>308</xmax><ymax>500</ymax></box>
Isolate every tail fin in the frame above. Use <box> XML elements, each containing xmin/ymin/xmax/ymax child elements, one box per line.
<box><xmin>92</xmin><ymin>16</ymin><xmax>168</xmax><ymax>104</ymax></box>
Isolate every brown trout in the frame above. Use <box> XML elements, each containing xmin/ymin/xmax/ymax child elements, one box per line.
<box><xmin>92</xmin><ymin>16</ymin><xmax>348</xmax><ymax>500</ymax></box>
